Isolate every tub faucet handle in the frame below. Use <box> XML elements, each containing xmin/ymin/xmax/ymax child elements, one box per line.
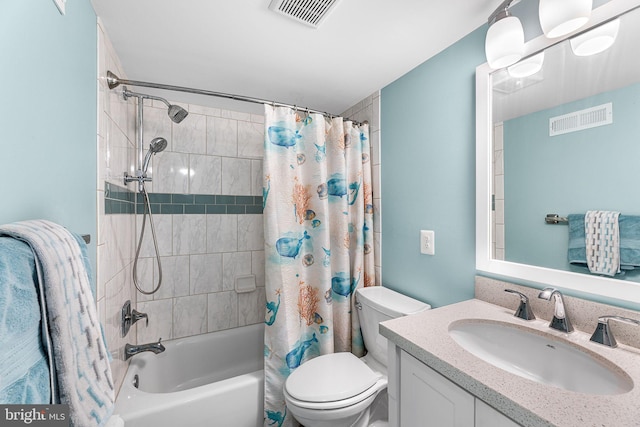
<box><xmin>121</xmin><ymin>300</ymin><xmax>149</xmax><ymax>337</ymax></box>
<box><xmin>504</xmin><ymin>289</ymin><xmax>535</xmax><ymax>320</ymax></box>
<box><xmin>590</xmin><ymin>315</ymin><xmax>640</xmax><ymax>348</ymax></box>
<box><xmin>131</xmin><ymin>309</ymin><xmax>148</xmax><ymax>327</ymax></box>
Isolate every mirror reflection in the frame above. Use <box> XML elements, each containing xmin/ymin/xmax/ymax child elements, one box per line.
<box><xmin>491</xmin><ymin>6</ymin><xmax>640</xmax><ymax>282</ymax></box>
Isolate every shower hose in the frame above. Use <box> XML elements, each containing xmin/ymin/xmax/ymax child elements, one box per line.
<box><xmin>133</xmin><ymin>187</ymin><xmax>163</xmax><ymax>295</ymax></box>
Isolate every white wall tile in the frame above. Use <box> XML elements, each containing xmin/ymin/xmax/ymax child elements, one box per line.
<box><xmin>251</xmin><ymin>251</ymin><xmax>265</xmax><ymax>288</ymax></box>
<box><xmin>173</xmin><ymin>113</ymin><xmax>206</xmax><ymax>154</ymax></box>
<box><xmin>190</xmin><ymin>253</ymin><xmax>223</xmax><ymax>294</ymax></box>
<box><xmin>173</xmin><ymin>214</ymin><xmax>206</xmax><ymax>255</ymax></box>
<box><xmin>189</xmin><ymin>154</ymin><xmax>222</xmax><ymax>195</ymax></box>
<box><xmin>221</xmin><ymin>157</ymin><xmax>251</xmax><ymax>195</ymax></box>
<box><xmin>238</xmin><ymin>120</ymin><xmax>264</xmax><ymax>158</ymax></box>
<box><xmin>239</xmin><ymin>288</ymin><xmax>266</xmax><ymax>326</ymax></box>
<box><xmin>250</xmin><ymin>159</ymin><xmax>263</xmax><ymax>197</ymax></box>
<box><xmin>207</xmin><ymin>116</ymin><xmax>237</xmax><ymax>157</ymax></box>
<box><xmin>142</xmin><ymin>106</ymin><xmax>172</xmax><ymax>151</ymax></box>
<box><xmin>133</xmin><ymin>256</ymin><xmax>155</xmax><ymax>302</ymax></box>
<box><xmin>222</xmin><ymin>251</ymin><xmax>252</xmax><ymax>292</ymax></box>
<box><xmin>173</xmin><ymin>295</ymin><xmax>208</xmax><ymax>338</ymax></box>
<box><xmin>136</xmin><ymin>299</ymin><xmax>173</xmax><ymax>343</ymax></box>
<box><xmin>206</xmin><ymin>215</ymin><xmax>238</xmax><ymax>253</ymax></box>
<box><xmin>153</xmin><ymin>152</ymin><xmax>189</xmax><ymax>194</ymax></box>
<box><xmin>238</xmin><ymin>214</ymin><xmax>264</xmax><ymax>251</ymax></box>
<box><xmin>153</xmin><ymin>255</ymin><xmax>190</xmax><ymax>300</ymax></box>
<box><xmin>208</xmin><ymin>291</ymin><xmax>238</xmax><ymax>332</ymax></box>
<box><xmin>137</xmin><ymin>214</ymin><xmax>173</xmax><ymax>257</ymax></box>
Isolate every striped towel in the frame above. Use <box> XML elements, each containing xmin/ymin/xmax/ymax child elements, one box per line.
<box><xmin>0</xmin><ymin>220</ymin><xmax>114</xmax><ymax>426</ymax></box>
<box><xmin>585</xmin><ymin>211</ymin><xmax>621</xmax><ymax>277</ymax></box>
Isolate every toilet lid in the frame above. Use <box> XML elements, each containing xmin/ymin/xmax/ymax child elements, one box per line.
<box><xmin>285</xmin><ymin>352</ymin><xmax>380</xmax><ymax>402</ymax></box>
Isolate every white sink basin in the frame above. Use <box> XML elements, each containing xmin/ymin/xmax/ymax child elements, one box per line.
<box><xmin>448</xmin><ymin>320</ymin><xmax>633</xmax><ymax>395</ymax></box>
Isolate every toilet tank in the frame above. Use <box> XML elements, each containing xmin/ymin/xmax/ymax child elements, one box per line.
<box><xmin>355</xmin><ymin>286</ymin><xmax>430</xmax><ymax>367</ymax></box>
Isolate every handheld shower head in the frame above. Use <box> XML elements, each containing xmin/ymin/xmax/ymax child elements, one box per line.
<box><xmin>142</xmin><ymin>137</ymin><xmax>168</xmax><ymax>174</ymax></box>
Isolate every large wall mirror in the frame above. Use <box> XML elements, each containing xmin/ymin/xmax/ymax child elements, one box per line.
<box><xmin>476</xmin><ymin>0</ymin><xmax>640</xmax><ymax>304</ymax></box>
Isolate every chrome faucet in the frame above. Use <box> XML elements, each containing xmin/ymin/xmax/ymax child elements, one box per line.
<box><xmin>504</xmin><ymin>289</ymin><xmax>536</xmax><ymax>320</ymax></box>
<box><xmin>590</xmin><ymin>315</ymin><xmax>640</xmax><ymax>348</ymax></box>
<box><xmin>122</xmin><ymin>300</ymin><xmax>149</xmax><ymax>337</ymax></box>
<box><xmin>124</xmin><ymin>338</ymin><xmax>165</xmax><ymax>361</ymax></box>
<box><xmin>538</xmin><ymin>287</ymin><xmax>573</xmax><ymax>333</ymax></box>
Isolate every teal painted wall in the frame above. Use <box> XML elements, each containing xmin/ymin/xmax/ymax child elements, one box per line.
<box><xmin>504</xmin><ymin>83</ymin><xmax>640</xmax><ymax>281</ymax></box>
<box><xmin>0</xmin><ymin>1</ymin><xmax>97</xmax><ymax>271</ymax></box>
<box><xmin>380</xmin><ymin>27</ymin><xmax>487</xmax><ymax>308</ymax></box>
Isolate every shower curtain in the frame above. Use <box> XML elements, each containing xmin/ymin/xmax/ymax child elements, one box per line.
<box><xmin>263</xmin><ymin>105</ymin><xmax>375</xmax><ymax>427</ymax></box>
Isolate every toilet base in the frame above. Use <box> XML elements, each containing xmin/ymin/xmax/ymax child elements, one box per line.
<box><xmin>288</xmin><ymin>389</ymin><xmax>388</xmax><ymax>427</ymax></box>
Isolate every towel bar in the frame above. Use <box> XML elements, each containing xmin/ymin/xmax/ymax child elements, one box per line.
<box><xmin>545</xmin><ymin>214</ymin><xmax>568</xmax><ymax>225</ymax></box>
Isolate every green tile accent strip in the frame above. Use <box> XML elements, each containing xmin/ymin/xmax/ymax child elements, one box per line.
<box><xmin>104</xmin><ymin>182</ymin><xmax>263</xmax><ymax>215</ymax></box>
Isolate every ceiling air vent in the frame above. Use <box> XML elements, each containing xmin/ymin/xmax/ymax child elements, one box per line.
<box><xmin>269</xmin><ymin>0</ymin><xmax>341</xmax><ymax>28</ymax></box>
<box><xmin>549</xmin><ymin>102</ymin><xmax>613</xmax><ymax>136</ymax></box>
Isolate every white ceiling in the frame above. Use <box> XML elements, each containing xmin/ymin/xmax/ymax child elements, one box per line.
<box><xmin>91</xmin><ymin>0</ymin><xmax>496</xmax><ymax>114</ymax></box>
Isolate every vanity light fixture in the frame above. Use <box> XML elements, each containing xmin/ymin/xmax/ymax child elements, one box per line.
<box><xmin>507</xmin><ymin>51</ymin><xmax>545</xmax><ymax>78</ymax></box>
<box><xmin>539</xmin><ymin>0</ymin><xmax>593</xmax><ymax>38</ymax></box>
<box><xmin>570</xmin><ymin>18</ymin><xmax>620</xmax><ymax>56</ymax></box>
<box><xmin>485</xmin><ymin>0</ymin><xmax>525</xmax><ymax>69</ymax></box>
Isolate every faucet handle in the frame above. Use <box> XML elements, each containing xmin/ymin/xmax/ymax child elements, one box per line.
<box><xmin>590</xmin><ymin>315</ymin><xmax>640</xmax><ymax>348</ymax></box>
<box><xmin>131</xmin><ymin>309</ymin><xmax>149</xmax><ymax>327</ymax></box>
<box><xmin>504</xmin><ymin>289</ymin><xmax>536</xmax><ymax>320</ymax></box>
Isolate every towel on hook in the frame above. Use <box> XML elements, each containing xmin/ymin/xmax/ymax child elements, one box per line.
<box><xmin>619</xmin><ymin>215</ymin><xmax>640</xmax><ymax>268</ymax></box>
<box><xmin>584</xmin><ymin>210</ymin><xmax>621</xmax><ymax>276</ymax></box>
<box><xmin>569</xmin><ymin>213</ymin><xmax>640</xmax><ymax>273</ymax></box>
<box><xmin>0</xmin><ymin>220</ymin><xmax>114</xmax><ymax>427</ymax></box>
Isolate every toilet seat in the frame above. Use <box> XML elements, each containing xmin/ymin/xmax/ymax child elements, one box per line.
<box><xmin>284</xmin><ymin>352</ymin><xmax>387</xmax><ymax>411</ymax></box>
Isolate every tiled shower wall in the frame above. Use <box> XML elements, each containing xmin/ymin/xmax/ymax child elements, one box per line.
<box><xmin>132</xmin><ymin>103</ymin><xmax>267</xmax><ymax>345</ymax></box>
<box><xmin>342</xmin><ymin>92</ymin><xmax>382</xmax><ymax>286</ymax></box>
<box><xmin>96</xmin><ymin>20</ymin><xmax>267</xmax><ymax>393</ymax></box>
<box><xmin>96</xmin><ymin>18</ymin><xmax>137</xmax><ymax>393</ymax></box>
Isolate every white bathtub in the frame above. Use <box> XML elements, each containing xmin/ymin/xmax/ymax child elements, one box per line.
<box><xmin>115</xmin><ymin>323</ymin><xmax>264</xmax><ymax>427</ymax></box>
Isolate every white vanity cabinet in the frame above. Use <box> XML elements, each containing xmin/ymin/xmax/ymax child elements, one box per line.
<box><xmin>392</xmin><ymin>348</ymin><xmax>520</xmax><ymax>427</ymax></box>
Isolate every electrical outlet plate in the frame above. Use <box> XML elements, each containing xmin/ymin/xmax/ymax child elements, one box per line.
<box><xmin>53</xmin><ymin>0</ymin><xmax>65</xmax><ymax>15</ymax></box>
<box><xmin>420</xmin><ymin>230</ymin><xmax>435</xmax><ymax>255</ymax></box>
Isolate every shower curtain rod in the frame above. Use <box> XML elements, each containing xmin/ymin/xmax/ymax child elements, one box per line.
<box><xmin>106</xmin><ymin>71</ymin><xmax>366</xmax><ymax>125</ymax></box>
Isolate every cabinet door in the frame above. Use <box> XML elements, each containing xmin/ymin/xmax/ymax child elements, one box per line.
<box><xmin>475</xmin><ymin>400</ymin><xmax>521</xmax><ymax>427</ymax></box>
<box><xmin>400</xmin><ymin>351</ymin><xmax>474</xmax><ymax>427</ymax></box>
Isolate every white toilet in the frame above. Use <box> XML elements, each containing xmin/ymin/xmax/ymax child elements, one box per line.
<box><xmin>283</xmin><ymin>286</ymin><xmax>430</xmax><ymax>427</ymax></box>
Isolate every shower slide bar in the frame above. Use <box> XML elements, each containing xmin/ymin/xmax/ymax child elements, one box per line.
<box><xmin>106</xmin><ymin>71</ymin><xmax>367</xmax><ymax>125</ymax></box>
<box><xmin>545</xmin><ymin>214</ymin><xmax>568</xmax><ymax>225</ymax></box>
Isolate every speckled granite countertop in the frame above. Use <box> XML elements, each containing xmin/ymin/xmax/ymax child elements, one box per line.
<box><xmin>380</xmin><ymin>299</ymin><xmax>640</xmax><ymax>427</ymax></box>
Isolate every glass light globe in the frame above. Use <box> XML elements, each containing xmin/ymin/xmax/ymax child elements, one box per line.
<box><xmin>539</xmin><ymin>0</ymin><xmax>592</xmax><ymax>38</ymax></box>
<box><xmin>485</xmin><ymin>16</ymin><xmax>525</xmax><ymax>69</ymax></box>
<box><xmin>508</xmin><ymin>52</ymin><xmax>545</xmax><ymax>78</ymax></box>
<box><xmin>570</xmin><ymin>19</ymin><xmax>620</xmax><ymax>56</ymax></box>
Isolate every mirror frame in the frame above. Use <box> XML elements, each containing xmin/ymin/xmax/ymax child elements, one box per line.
<box><xmin>476</xmin><ymin>0</ymin><xmax>640</xmax><ymax>304</ymax></box>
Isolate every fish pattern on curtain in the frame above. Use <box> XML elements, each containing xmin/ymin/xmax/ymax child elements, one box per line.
<box><xmin>263</xmin><ymin>105</ymin><xmax>375</xmax><ymax>427</ymax></box>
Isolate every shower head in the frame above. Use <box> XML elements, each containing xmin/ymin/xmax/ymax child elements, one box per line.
<box><xmin>150</xmin><ymin>137</ymin><xmax>168</xmax><ymax>153</ymax></box>
<box><xmin>122</xmin><ymin>87</ymin><xmax>189</xmax><ymax>124</ymax></box>
<box><xmin>142</xmin><ymin>137</ymin><xmax>168</xmax><ymax>174</ymax></box>
<box><xmin>168</xmin><ymin>104</ymin><xmax>189</xmax><ymax>123</ymax></box>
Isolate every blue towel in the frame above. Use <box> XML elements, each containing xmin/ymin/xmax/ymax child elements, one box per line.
<box><xmin>0</xmin><ymin>237</ymin><xmax>51</xmax><ymax>404</ymax></box>
<box><xmin>619</xmin><ymin>215</ymin><xmax>640</xmax><ymax>268</ymax></box>
<box><xmin>0</xmin><ymin>220</ymin><xmax>114</xmax><ymax>426</ymax></box>
<box><xmin>568</xmin><ymin>214</ymin><xmax>640</xmax><ymax>272</ymax></box>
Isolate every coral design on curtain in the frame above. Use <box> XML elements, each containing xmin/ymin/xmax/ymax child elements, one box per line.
<box><xmin>263</xmin><ymin>105</ymin><xmax>375</xmax><ymax>427</ymax></box>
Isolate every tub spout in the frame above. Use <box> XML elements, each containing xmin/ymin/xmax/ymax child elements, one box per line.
<box><xmin>125</xmin><ymin>338</ymin><xmax>165</xmax><ymax>360</ymax></box>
